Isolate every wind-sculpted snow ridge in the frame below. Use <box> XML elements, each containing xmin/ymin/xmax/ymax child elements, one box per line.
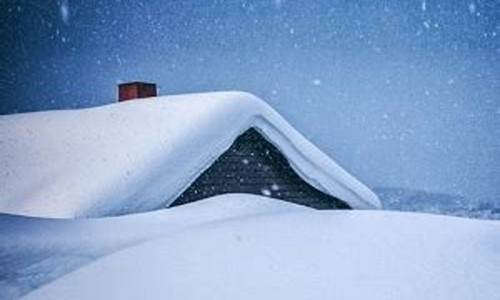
<box><xmin>0</xmin><ymin>91</ymin><xmax>380</xmax><ymax>218</ymax></box>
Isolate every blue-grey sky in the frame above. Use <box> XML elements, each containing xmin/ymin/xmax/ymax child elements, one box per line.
<box><xmin>1</xmin><ymin>0</ymin><xmax>499</xmax><ymax>201</ymax></box>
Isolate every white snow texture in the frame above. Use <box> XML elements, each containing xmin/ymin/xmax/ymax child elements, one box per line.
<box><xmin>12</xmin><ymin>195</ymin><xmax>500</xmax><ymax>300</ymax></box>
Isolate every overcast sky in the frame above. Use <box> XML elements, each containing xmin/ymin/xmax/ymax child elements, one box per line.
<box><xmin>0</xmin><ymin>0</ymin><xmax>499</xmax><ymax>201</ymax></box>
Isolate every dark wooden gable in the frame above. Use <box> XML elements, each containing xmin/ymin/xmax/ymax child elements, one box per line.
<box><xmin>170</xmin><ymin>128</ymin><xmax>350</xmax><ymax>209</ymax></box>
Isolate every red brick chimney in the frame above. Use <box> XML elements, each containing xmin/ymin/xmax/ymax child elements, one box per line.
<box><xmin>118</xmin><ymin>82</ymin><xmax>157</xmax><ymax>102</ymax></box>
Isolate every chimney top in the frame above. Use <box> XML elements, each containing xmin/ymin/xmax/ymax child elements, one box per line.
<box><xmin>118</xmin><ymin>81</ymin><xmax>157</xmax><ymax>102</ymax></box>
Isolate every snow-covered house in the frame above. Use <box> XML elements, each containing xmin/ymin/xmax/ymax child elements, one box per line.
<box><xmin>0</xmin><ymin>91</ymin><xmax>380</xmax><ymax>218</ymax></box>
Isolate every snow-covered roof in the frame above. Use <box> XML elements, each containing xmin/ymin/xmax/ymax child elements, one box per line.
<box><xmin>0</xmin><ymin>91</ymin><xmax>381</xmax><ymax>218</ymax></box>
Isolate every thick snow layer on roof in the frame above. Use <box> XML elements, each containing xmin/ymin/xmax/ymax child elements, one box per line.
<box><xmin>0</xmin><ymin>91</ymin><xmax>380</xmax><ymax>218</ymax></box>
<box><xmin>14</xmin><ymin>195</ymin><xmax>500</xmax><ymax>300</ymax></box>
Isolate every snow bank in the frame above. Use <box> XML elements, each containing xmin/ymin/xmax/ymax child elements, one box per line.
<box><xmin>0</xmin><ymin>91</ymin><xmax>380</xmax><ymax>218</ymax></box>
<box><xmin>21</xmin><ymin>199</ymin><xmax>500</xmax><ymax>300</ymax></box>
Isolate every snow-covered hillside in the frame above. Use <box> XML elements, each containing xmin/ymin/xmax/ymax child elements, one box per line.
<box><xmin>0</xmin><ymin>91</ymin><xmax>379</xmax><ymax>218</ymax></box>
<box><xmin>1</xmin><ymin>195</ymin><xmax>498</xmax><ymax>300</ymax></box>
<box><xmin>377</xmin><ymin>187</ymin><xmax>500</xmax><ymax>220</ymax></box>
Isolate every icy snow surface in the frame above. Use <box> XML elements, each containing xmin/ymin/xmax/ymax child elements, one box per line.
<box><xmin>0</xmin><ymin>91</ymin><xmax>379</xmax><ymax>218</ymax></box>
<box><xmin>10</xmin><ymin>194</ymin><xmax>498</xmax><ymax>300</ymax></box>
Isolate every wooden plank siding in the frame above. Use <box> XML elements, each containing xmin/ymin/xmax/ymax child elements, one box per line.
<box><xmin>170</xmin><ymin>128</ymin><xmax>350</xmax><ymax>209</ymax></box>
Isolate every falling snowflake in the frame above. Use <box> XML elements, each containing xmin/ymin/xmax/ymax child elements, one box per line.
<box><xmin>274</xmin><ymin>0</ymin><xmax>284</xmax><ymax>9</ymax></box>
<box><xmin>60</xmin><ymin>0</ymin><xmax>70</xmax><ymax>24</ymax></box>
<box><xmin>468</xmin><ymin>3</ymin><xmax>476</xmax><ymax>15</ymax></box>
<box><xmin>261</xmin><ymin>188</ymin><xmax>272</xmax><ymax>196</ymax></box>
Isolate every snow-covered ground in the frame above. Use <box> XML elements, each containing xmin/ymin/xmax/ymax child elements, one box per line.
<box><xmin>0</xmin><ymin>194</ymin><xmax>305</xmax><ymax>299</ymax></box>
<box><xmin>1</xmin><ymin>194</ymin><xmax>499</xmax><ymax>300</ymax></box>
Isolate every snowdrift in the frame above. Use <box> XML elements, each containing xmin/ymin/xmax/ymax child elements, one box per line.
<box><xmin>0</xmin><ymin>91</ymin><xmax>380</xmax><ymax>218</ymax></box>
<box><xmin>0</xmin><ymin>194</ymin><xmax>307</xmax><ymax>299</ymax></box>
<box><xmin>9</xmin><ymin>195</ymin><xmax>498</xmax><ymax>300</ymax></box>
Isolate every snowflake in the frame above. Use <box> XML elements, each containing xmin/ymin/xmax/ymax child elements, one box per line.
<box><xmin>60</xmin><ymin>0</ymin><xmax>70</xmax><ymax>24</ymax></box>
<box><xmin>312</xmin><ymin>79</ymin><xmax>322</xmax><ymax>86</ymax></box>
<box><xmin>468</xmin><ymin>3</ymin><xmax>476</xmax><ymax>15</ymax></box>
<box><xmin>261</xmin><ymin>188</ymin><xmax>272</xmax><ymax>196</ymax></box>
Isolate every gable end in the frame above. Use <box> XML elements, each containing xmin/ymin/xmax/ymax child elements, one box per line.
<box><xmin>170</xmin><ymin>128</ymin><xmax>350</xmax><ymax>209</ymax></box>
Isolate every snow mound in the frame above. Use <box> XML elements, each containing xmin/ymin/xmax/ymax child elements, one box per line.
<box><xmin>0</xmin><ymin>91</ymin><xmax>380</xmax><ymax>218</ymax></box>
<box><xmin>0</xmin><ymin>194</ymin><xmax>308</xmax><ymax>299</ymax></box>
<box><xmin>22</xmin><ymin>206</ymin><xmax>500</xmax><ymax>300</ymax></box>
